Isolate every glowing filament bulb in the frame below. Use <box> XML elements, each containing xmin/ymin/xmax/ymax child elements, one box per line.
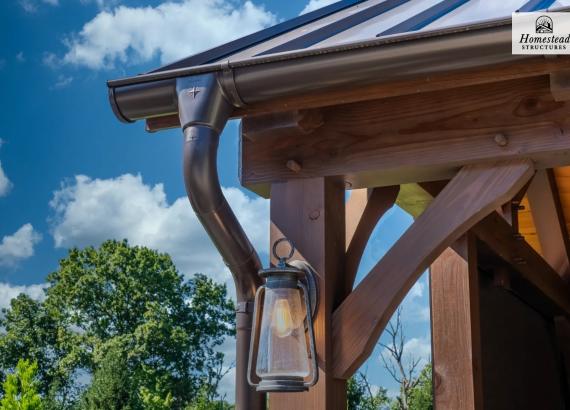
<box><xmin>272</xmin><ymin>298</ymin><xmax>294</xmax><ymax>338</ymax></box>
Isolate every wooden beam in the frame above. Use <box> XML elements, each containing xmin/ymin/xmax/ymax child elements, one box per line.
<box><xmin>269</xmin><ymin>177</ymin><xmax>346</xmax><ymax>410</ymax></box>
<box><xmin>526</xmin><ymin>169</ymin><xmax>570</xmax><ymax>282</ymax></box>
<box><xmin>401</xmin><ymin>178</ymin><xmax>570</xmax><ymax>314</ymax></box>
<box><xmin>146</xmin><ymin>58</ymin><xmax>570</xmax><ymax>131</ymax></box>
<box><xmin>471</xmin><ymin>212</ymin><xmax>570</xmax><ymax>316</ymax></box>
<box><xmin>241</xmin><ymin>76</ymin><xmax>570</xmax><ymax>196</ymax></box>
<box><xmin>241</xmin><ymin>109</ymin><xmax>324</xmax><ymax>142</ymax></box>
<box><xmin>550</xmin><ymin>70</ymin><xmax>570</xmax><ymax>102</ymax></box>
<box><xmin>344</xmin><ymin>186</ymin><xmax>399</xmax><ymax>299</ymax></box>
<box><xmin>331</xmin><ymin>160</ymin><xmax>534</xmax><ymax>379</ymax></box>
<box><xmin>431</xmin><ymin>235</ymin><xmax>483</xmax><ymax>410</ymax></box>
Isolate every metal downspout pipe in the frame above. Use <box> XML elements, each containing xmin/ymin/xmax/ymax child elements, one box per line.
<box><xmin>177</xmin><ymin>74</ymin><xmax>265</xmax><ymax>410</ymax></box>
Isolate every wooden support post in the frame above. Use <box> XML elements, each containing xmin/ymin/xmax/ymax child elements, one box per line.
<box><xmin>430</xmin><ymin>235</ymin><xmax>484</xmax><ymax>410</ymax></box>
<box><xmin>269</xmin><ymin>177</ymin><xmax>347</xmax><ymax>410</ymax></box>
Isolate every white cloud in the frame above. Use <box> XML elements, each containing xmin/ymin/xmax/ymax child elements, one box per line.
<box><xmin>301</xmin><ymin>0</ymin><xmax>336</xmax><ymax>15</ymax></box>
<box><xmin>0</xmin><ymin>139</ymin><xmax>11</xmax><ymax>197</ymax></box>
<box><xmin>0</xmin><ymin>283</ymin><xmax>47</xmax><ymax>311</ymax></box>
<box><xmin>49</xmin><ymin>174</ymin><xmax>269</xmax><ymax>287</ymax></box>
<box><xmin>19</xmin><ymin>0</ymin><xmax>58</xmax><ymax>13</ymax></box>
<box><xmin>0</xmin><ymin>161</ymin><xmax>11</xmax><ymax>197</ymax></box>
<box><xmin>0</xmin><ymin>224</ymin><xmax>42</xmax><ymax>267</ymax></box>
<box><xmin>61</xmin><ymin>0</ymin><xmax>276</xmax><ymax>69</ymax></box>
<box><xmin>16</xmin><ymin>52</ymin><xmax>26</xmax><ymax>63</ymax></box>
<box><xmin>399</xmin><ymin>273</ymin><xmax>430</xmax><ymax>323</ymax></box>
<box><xmin>408</xmin><ymin>280</ymin><xmax>424</xmax><ymax>299</ymax></box>
<box><xmin>402</xmin><ymin>337</ymin><xmax>432</xmax><ymax>366</ymax></box>
<box><xmin>42</xmin><ymin>52</ymin><xmax>60</xmax><ymax>69</ymax></box>
<box><xmin>51</xmin><ymin>75</ymin><xmax>74</xmax><ymax>90</ymax></box>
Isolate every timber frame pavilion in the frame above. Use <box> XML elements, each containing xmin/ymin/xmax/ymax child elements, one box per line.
<box><xmin>107</xmin><ymin>0</ymin><xmax>570</xmax><ymax>408</ymax></box>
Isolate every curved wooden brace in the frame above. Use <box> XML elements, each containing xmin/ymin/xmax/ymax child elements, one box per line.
<box><xmin>331</xmin><ymin>160</ymin><xmax>535</xmax><ymax>379</ymax></box>
<box><xmin>343</xmin><ymin>186</ymin><xmax>400</xmax><ymax>299</ymax></box>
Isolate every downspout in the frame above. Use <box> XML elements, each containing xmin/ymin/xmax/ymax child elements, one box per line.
<box><xmin>176</xmin><ymin>73</ymin><xmax>265</xmax><ymax>410</ymax></box>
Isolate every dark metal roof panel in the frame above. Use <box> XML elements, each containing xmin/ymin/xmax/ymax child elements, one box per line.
<box><xmin>257</xmin><ymin>0</ymin><xmax>411</xmax><ymax>55</ymax></box>
<box><xmin>519</xmin><ymin>0</ymin><xmax>557</xmax><ymax>12</ymax></box>
<box><xmin>379</xmin><ymin>0</ymin><xmax>470</xmax><ymax>36</ymax></box>
<box><xmin>150</xmin><ymin>0</ymin><xmax>367</xmax><ymax>73</ymax></box>
<box><xmin>123</xmin><ymin>0</ymin><xmax>563</xmax><ymax>82</ymax></box>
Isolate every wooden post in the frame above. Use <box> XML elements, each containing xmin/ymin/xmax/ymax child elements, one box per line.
<box><xmin>430</xmin><ymin>234</ymin><xmax>484</xmax><ymax>410</ymax></box>
<box><xmin>269</xmin><ymin>177</ymin><xmax>347</xmax><ymax>409</ymax></box>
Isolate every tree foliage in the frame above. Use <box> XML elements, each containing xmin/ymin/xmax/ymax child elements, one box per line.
<box><xmin>0</xmin><ymin>359</ymin><xmax>44</xmax><ymax>410</ymax></box>
<box><xmin>0</xmin><ymin>240</ymin><xmax>235</xmax><ymax>409</ymax></box>
<box><xmin>407</xmin><ymin>364</ymin><xmax>432</xmax><ymax>410</ymax></box>
<box><xmin>347</xmin><ymin>372</ymin><xmax>389</xmax><ymax>410</ymax></box>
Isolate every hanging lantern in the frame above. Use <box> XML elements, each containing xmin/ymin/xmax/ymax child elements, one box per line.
<box><xmin>247</xmin><ymin>238</ymin><xmax>319</xmax><ymax>392</ymax></box>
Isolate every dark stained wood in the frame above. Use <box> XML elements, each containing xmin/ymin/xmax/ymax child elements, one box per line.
<box><xmin>331</xmin><ymin>160</ymin><xmax>534</xmax><ymax>379</ymax></box>
<box><xmin>240</xmin><ymin>110</ymin><xmax>324</xmax><ymax>142</ymax></box>
<box><xmin>269</xmin><ymin>177</ymin><xmax>346</xmax><ymax>410</ymax></box>
<box><xmin>554</xmin><ymin>316</ymin><xmax>570</xmax><ymax>400</ymax></box>
<box><xmin>241</xmin><ymin>76</ymin><xmax>570</xmax><ymax>196</ymax></box>
<box><xmin>478</xmin><ymin>278</ymin><xmax>565</xmax><ymax>410</ymax></box>
<box><xmin>344</xmin><ymin>186</ymin><xmax>399</xmax><ymax>298</ymax></box>
<box><xmin>551</xmin><ymin>70</ymin><xmax>570</xmax><ymax>102</ymax></box>
<box><xmin>146</xmin><ymin>58</ymin><xmax>570</xmax><ymax>131</ymax></box>
<box><xmin>431</xmin><ymin>235</ymin><xmax>483</xmax><ymax>410</ymax></box>
<box><xmin>472</xmin><ymin>212</ymin><xmax>570</xmax><ymax>315</ymax></box>
<box><xmin>527</xmin><ymin>169</ymin><xmax>570</xmax><ymax>282</ymax></box>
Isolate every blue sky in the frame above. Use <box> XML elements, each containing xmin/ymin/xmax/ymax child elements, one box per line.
<box><xmin>0</xmin><ymin>0</ymin><xmax>430</xmax><ymax>400</ymax></box>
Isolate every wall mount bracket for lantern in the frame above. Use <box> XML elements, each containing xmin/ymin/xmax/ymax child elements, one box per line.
<box><xmin>247</xmin><ymin>238</ymin><xmax>319</xmax><ymax>393</ymax></box>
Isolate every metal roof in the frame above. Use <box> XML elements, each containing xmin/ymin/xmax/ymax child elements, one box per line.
<box><xmin>149</xmin><ymin>0</ymin><xmax>564</xmax><ymax>75</ymax></box>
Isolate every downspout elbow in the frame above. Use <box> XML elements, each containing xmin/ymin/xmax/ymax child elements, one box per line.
<box><xmin>178</xmin><ymin>73</ymin><xmax>263</xmax><ymax>301</ymax></box>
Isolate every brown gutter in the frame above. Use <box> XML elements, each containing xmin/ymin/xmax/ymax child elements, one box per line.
<box><xmin>108</xmin><ymin>15</ymin><xmax>532</xmax><ymax>123</ymax></box>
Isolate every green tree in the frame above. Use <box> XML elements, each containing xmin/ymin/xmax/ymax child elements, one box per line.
<box><xmin>0</xmin><ymin>240</ymin><xmax>235</xmax><ymax>409</ymax></box>
<box><xmin>0</xmin><ymin>359</ymin><xmax>44</xmax><ymax>410</ymax></box>
<box><xmin>347</xmin><ymin>372</ymin><xmax>389</xmax><ymax>410</ymax></box>
<box><xmin>79</xmin><ymin>344</ymin><xmax>133</xmax><ymax>409</ymax></box>
<box><xmin>408</xmin><ymin>365</ymin><xmax>432</xmax><ymax>410</ymax></box>
<box><xmin>185</xmin><ymin>385</ymin><xmax>233</xmax><ymax>410</ymax></box>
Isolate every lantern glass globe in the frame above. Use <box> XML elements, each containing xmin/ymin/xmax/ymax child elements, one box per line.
<box><xmin>255</xmin><ymin>286</ymin><xmax>310</xmax><ymax>379</ymax></box>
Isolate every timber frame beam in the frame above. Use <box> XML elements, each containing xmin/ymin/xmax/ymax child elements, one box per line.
<box><xmin>241</xmin><ymin>76</ymin><xmax>570</xmax><ymax>197</ymax></box>
<box><xmin>331</xmin><ymin>160</ymin><xmax>535</xmax><ymax>379</ymax></box>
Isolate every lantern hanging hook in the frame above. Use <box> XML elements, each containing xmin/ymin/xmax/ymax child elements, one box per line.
<box><xmin>272</xmin><ymin>237</ymin><xmax>295</xmax><ymax>266</ymax></box>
